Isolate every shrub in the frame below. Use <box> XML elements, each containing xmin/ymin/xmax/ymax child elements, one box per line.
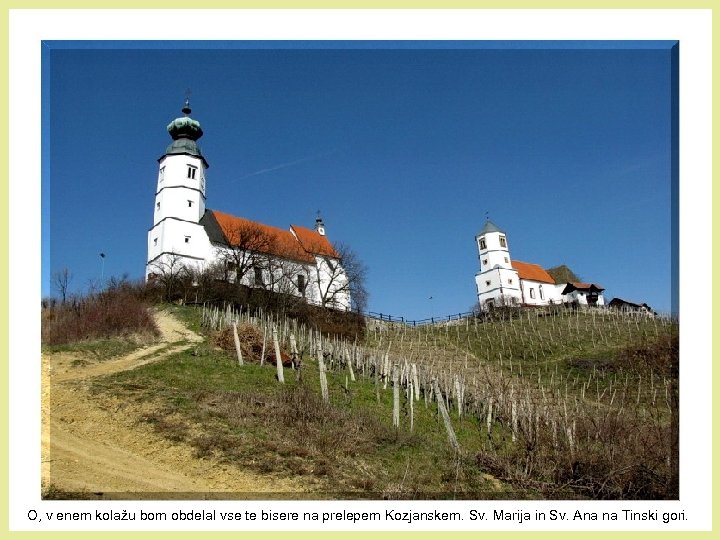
<box><xmin>42</xmin><ymin>279</ymin><xmax>159</xmax><ymax>345</ymax></box>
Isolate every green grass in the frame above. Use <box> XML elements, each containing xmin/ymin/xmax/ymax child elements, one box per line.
<box><xmin>91</xmin><ymin>343</ymin><xmax>512</xmax><ymax>499</ymax></box>
<box><xmin>84</xmin><ymin>305</ymin><xmax>678</xmax><ymax>499</ymax></box>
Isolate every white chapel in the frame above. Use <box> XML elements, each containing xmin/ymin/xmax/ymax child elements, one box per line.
<box><xmin>146</xmin><ymin>100</ymin><xmax>351</xmax><ymax>310</ymax></box>
<box><xmin>474</xmin><ymin>220</ymin><xmax>605</xmax><ymax>310</ymax></box>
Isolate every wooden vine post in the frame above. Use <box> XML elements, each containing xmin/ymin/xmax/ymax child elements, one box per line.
<box><xmin>433</xmin><ymin>379</ymin><xmax>460</xmax><ymax>451</ymax></box>
<box><xmin>232</xmin><ymin>322</ymin><xmax>244</xmax><ymax>366</ymax></box>
<box><xmin>392</xmin><ymin>365</ymin><xmax>400</xmax><ymax>428</ymax></box>
<box><xmin>272</xmin><ymin>326</ymin><xmax>285</xmax><ymax>384</ymax></box>
<box><xmin>317</xmin><ymin>343</ymin><xmax>329</xmax><ymax>403</ymax></box>
<box><xmin>408</xmin><ymin>380</ymin><xmax>414</xmax><ymax>432</ymax></box>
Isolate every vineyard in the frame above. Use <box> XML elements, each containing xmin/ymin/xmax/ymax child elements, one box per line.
<box><xmin>127</xmin><ymin>303</ymin><xmax>675</xmax><ymax>499</ymax></box>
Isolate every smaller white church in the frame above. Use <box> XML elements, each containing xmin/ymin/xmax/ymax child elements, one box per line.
<box><xmin>146</xmin><ymin>100</ymin><xmax>351</xmax><ymax>310</ymax></box>
<box><xmin>474</xmin><ymin>220</ymin><xmax>605</xmax><ymax>310</ymax></box>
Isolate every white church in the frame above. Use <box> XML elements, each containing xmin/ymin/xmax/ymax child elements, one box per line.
<box><xmin>146</xmin><ymin>100</ymin><xmax>351</xmax><ymax>310</ymax></box>
<box><xmin>474</xmin><ymin>220</ymin><xmax>605</xmax><ymax>310</ymax></box>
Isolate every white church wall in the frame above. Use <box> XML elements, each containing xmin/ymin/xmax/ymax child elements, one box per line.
<box><xmin>149</xmin><ymin>219</ymin><xmax>212</xmax><ymax>266</ymax></box>
<box><xmin>475</xmin><ymin>267</ymin><xmax>522</xmax><ymax>309</ymax></box>
<box><xmin>154</xmin><ymin>188</ymin><xmax>205</xmax><ymax>225</ymax></box>
<box><xmin>521</xmin><ymin>280</ymin><xmax>565</xmax><ymax>306</ymax></box>
<box><xmin>157</xmin><ymin>154</ymin><xmax>206</xmax><ymax>193</ymax></box>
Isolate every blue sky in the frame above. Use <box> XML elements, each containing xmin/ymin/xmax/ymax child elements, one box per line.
<box><xmin>44</xmin><ymin>41</ymin><xmax>676</xmax><ymax>318</ymax></box>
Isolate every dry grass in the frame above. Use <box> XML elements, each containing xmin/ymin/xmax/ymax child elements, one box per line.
<box><xmin>42</xmin><ymin>282</ymin><xmax>159</xmax><ymax>346</ymax></box>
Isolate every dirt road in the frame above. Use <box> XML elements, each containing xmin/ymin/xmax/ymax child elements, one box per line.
<box><xmin>42</xmin><ymin>309</ymin><xmax>308</xmax><ymax>498</ymax></box>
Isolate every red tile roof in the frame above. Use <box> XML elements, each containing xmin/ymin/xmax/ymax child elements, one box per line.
<box><xmin>210</xmin><ymin>210</ymin><xmax>338</xmax><ymax>264</ymax></box>
<box><xmin>511</xmin><ymin>260</ymin><xmax>556</xmax><ymax>284</ymax></box>
<box><xmin>290</xmin><ymin>224</ymin><xmax>340</xmax><ymax>258</ymax></box>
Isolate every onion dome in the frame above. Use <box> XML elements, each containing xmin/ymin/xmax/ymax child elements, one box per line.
<box><xmin>162</xmin><ymin>98</ymin><xmax>208</xmax><ymax>167</ymax></box>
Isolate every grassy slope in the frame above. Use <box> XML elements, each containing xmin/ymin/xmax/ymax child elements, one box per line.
<box><xmin>88</xmin><ymin>305</ymin><xmax>678</xmax><ymax>499</ymax></box>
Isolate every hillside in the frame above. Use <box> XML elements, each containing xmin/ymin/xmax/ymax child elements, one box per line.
<box><xmin>43</xmin><ymin>304</ymin><xmax>678</xmax><ymax>499</ymax></box>
<box><xmin>545</xmin><ymin>264</ymin><xmax>581</xmax><ymax>284</ymax></box>
<box><xmin>42</xmin><ymin>309</ymin><xmax>310</xmax><ymax>498</ymax></box>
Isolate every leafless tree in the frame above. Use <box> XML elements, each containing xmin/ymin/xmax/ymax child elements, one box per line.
<box><xmin>314</xmin><ymin>242</ymin><xmax>368</xmax><ymax>312</ymax></box>
<box><xmin>147</xmin><ymin>253</ymin><xmax>192</xmax><ymax>302</ymax></box>
<box><xmin>252</xmin><ymin>254</ymin><xmax>309</xmax><ymax>312</ymax></box>
<box><xmin>51</xmin><ymin>268</ymin><xmax>72</xmax><ymax>304</ymax></box>
<box><xmin>216</xmin><ymin>222</ymin><xmax>276</xmax><ymax>286</ymax></box>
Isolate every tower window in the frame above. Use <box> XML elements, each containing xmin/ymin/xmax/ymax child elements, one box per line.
<box><xmin>508</xmin><ymin>278</ymin><xmax>513</xmax><ymax>284</ymax></box>
<box><xmin>187</xmin><ymin>165</ymin><xmax>197</xmax><ymax>179</ymax></box>
<box><xmin>504</xmin><ymin>257</ymin><xmax>509</xmax><ymax>263</ymax></box>
<box><xmin>158</xmin><ymin>167</ymin><xmax>165</xmax><ymax>182</ymax></box>
<box><xmin>479</xmin><ymin>238</ymin><xmax>486</xmax><ymax>250</ymax></box>
<box><xmin>188</xmin><ymin>200</ymin><xmax>193</xmax><ymax>208</ymax></box>
<box><xmin>156</xmin><ymin>201</ymin><xmax>160</xmax><ymax>210</ymax></box>
<box><xmin>153</xmin><ymin>238</ymin><xmax>158</xmax><ymax>246</ymax></box>
<box><xmin>485</xmin><ymin>280</ymin><xmax>491</xmax><ymax>287</ymax></box>
<box><xmin>482</xmin><ymin>258</ymin><xmax>488</xmax><ymax>266</ymax></box>
<box><xmin>184</xmin><ymin>236</ymin><xmax>191</xmax><ymax>243</ymax></box>
<box><xmin>500</xmin><ymin>236</ymin><xmax>507</xmax><ymax>248</ymax></box>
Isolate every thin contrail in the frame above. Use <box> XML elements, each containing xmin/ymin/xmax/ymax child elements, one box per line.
<box><xmin>237</xmin><ymin>150</ymin><xmax>336</xmax><ymax>180</ymax></box>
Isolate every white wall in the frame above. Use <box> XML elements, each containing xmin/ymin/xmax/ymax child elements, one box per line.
<box><xmin>154</xmin><ymin>154</ymin><xmax>206</xmax><ymax>225</ymax></box>
<box><xmin>521</xmin><ymin>280</ymin><xmax>564</xmax><ymax>306</ymax></box>
<box><xmin>475</xmin><ymin>267</ymin><xmax>522</xmax><ymax>309</ymax></box>
<box><xmin>146</xmin><ymin>220</ymin><xmax>212</xmax><ymax>275</ymax></box>
<box><xmin>476</xmin><ymin>230</ymin><xmax>512</xmax><ymax>273</ymax></box>
<box><xmin>563</xmin><ymin>290</ymin><xmax>606</xmax><ymax>306</ymax></box>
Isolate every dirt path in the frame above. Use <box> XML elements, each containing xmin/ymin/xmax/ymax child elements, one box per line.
<box><xmin>42</xmin><ymin>309</ymin><xmax>309</xmax><ymax>498</ymax></box>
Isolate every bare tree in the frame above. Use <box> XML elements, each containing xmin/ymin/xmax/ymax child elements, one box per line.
<box><xmin>147</xmin><ymin>253</ymin><xmax>192</xmax><ymax>302</ymax></box>
<box><xmin>51</xmin><ymin>268</ymin><xmax>72</xmax><ymax>304</ymax></box>
<box><xmin>216</xmin><ymin>222</ymin><xmax>276</xmax><ymax>286</ymax></box>
<box><xmin>313</xmin><ymin>242</ymin><xmax>368</xmax><ymax>312</ymax></box>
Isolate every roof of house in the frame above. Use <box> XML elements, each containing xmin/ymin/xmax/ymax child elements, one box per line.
<box><xmin>562</xmin><ymin>282</ymin><xmax>605</xmax><ymax>294</ymax></box>
<box><xmin>511</xmin><ymin>260</ymin><xmax>556</xmax><ymax>284</ymax></box>
<box><xmin>202</xmin><ymin>209</ymin><xmax>339</xmax><ymax>264</ymax></box>
<box><xmin>608</xmin><ymin>298</ymin><xmax>650</xmax><ymax>309</ymax></box>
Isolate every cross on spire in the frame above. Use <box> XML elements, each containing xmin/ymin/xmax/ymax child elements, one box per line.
<box><xmin>182</xmin><ymin>88</ymin><xmax>192</xmax><ymax>115</ymax></box>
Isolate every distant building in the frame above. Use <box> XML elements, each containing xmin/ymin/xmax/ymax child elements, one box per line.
<box><xmin>146</xmin><ymin>100</ymin><xmax>351</xmax><ymax>310</ymax></box>
<box><xmin>561</xmin><ymin>282</ymin><xmax>606</xmax><ymax>307</ymax></box>
<box><xmin>473</xmin><ymin>220</ymin><xmax>605</xmax><ymax>310</ymax></box>
<box><xmin>608</xmin><ymin>298</ymin><xmax>654</xmax><ymax>315</ymax></box>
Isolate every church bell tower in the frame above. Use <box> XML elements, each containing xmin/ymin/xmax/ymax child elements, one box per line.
<box><xmin>146</xmin><ymin>99</ymin><xmax>211</xmax><ymax>277</ymax></box>
<box><xmin>474</xmin><ymin>220</ymin><xmax>522</xmax><ymax>309</ymax></box>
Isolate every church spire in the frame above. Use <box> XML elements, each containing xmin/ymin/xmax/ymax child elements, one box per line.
<box><xmin>167</xmin><ymin>98</ymin><xmax>203</xmax><ymax>142</ymax></box>
<box><xmin>162</xmin><ymin>98</ymin><xmax>208</xmax><ymax>168</ymax></box>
